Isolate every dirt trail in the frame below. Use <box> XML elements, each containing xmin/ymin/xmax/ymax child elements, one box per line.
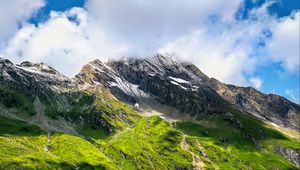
<box><xmin>43</xmin><ymin>133</ymin><xmax>51</xmax><ymax>152</ymax></box>
<box><xmin>180</xmin><ymin>136</ymin><xmax>205</xmax><ymax>170</ymax></box>
<box><xmin>196</xmin><ymin>141</ymin><xmax>219</xmax><ymax>170</ymax></box>
<box><xmin>42</xmin><ymin>133</ymin><xmax>79</xmax><ymax>168</ymax></box>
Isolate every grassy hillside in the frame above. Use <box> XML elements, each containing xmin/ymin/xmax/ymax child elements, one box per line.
<box><xmin>175</xmin><ymin>118</ymin><xmax>299</xmax><ymax>169</ymax></box>
<box><xmin>95</xmin><ymin>116</ymin><xmax>193</xmax><ymax>169</ymax></box>
<box><xmin>0</xmin><ymin>115</ymin><xmax>192</xmax><ymax>169</ymax></box>
<box><xmin>0</xmin><ymin>110</ymin><xmax>299</xmax><ymax>170</ymax></box>
<box><xmin>0</xmin><ymin>85</ymin><xmax>299</xmax><ymax>169</ymax></box>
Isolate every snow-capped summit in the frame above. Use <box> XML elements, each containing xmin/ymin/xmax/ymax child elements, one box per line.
<box><xmin>18</xmin><ymin>61</ymin><xmax>61</xmax><ymax>76</ymax></box>
<box><xmin>77</xmin><ymin>54</ymin><xmax>300</xmax><ymax>132</ymax></box>
<box><xmin>1</xmin><ymin>54</ymin><xmax>299</xmax><ymax>132</ymax></box>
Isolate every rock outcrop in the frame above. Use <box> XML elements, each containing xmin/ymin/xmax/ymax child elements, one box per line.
<box><xmin>209</xmin><ymin>78</ymin><xmax>300</xmax><ymax>131</ymax></box>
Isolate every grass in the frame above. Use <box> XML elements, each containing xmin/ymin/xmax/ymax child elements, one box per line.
<box><xmin>0</xmin><ymin>110</ymin><xmax>299</xmax><ymax>169</ymax></box>
<box><xmin>0</xmin><ymin>85</ymin><xmax>299</xmax><ymax>169</ymax></box>
<box><xmin>95</xmin><ymin>116</ymin><xmax>193</xmax><ymax>169</ymax></box>
<box><xmin>42</xmin><ymin>88</ymin><xmax>142</xmax><ymax>137</ymax></box>
<box><xmin>175</xmin><ymin>109</ymin><xmax>299</xmax><ymax>170</ymax></box>
<box><xmin>0</xmin><ymin>116</ymin><xmax>117</xmax><ymax>169</ymax></box>
<box><xmin>0</xmin><ymin>87</ymin><xmax>144</xmax><ymax>169</ymax></box>
<box><xmin>76</xmin><ymin>125</ymin><xmax>111</xmax><ymax>140</ymax></box>
<box><xmin>49</xmin><ymin>133</ymin><xmax>118</xmax><ymax>169</ymax></box>
<box><xmin>0</xmin><ymin>85</ymin><xmax>35</xmax><ymax>116</ymax></box>
<box><xmin>0</xmin><ymin>116</ymin><xmax>43</xmax><ymax>136</ymax></box>
<box><xmin>0</xmin><ymin>115</ymin><xmax>191</xmax><ymax>170</ymax></box>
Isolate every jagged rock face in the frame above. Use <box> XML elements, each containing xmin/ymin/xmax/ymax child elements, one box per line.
<box><xmin>0</xmin><ymin>59</ymin><xmax>78</xmax><ymax>110</ymax></box>
<box><xmin>1</xmin><ymin>56</ymin><xmax>300</xmax><ymax>170</ymax></box>
<box><xmin>0</xmin><ymin>59</ymin><xmax>81</xmax><ymax>131</ymax></box>
<box><xmin>209</xmin><ymin>78</ymin><xmax>300</xmax><ymax>131</ymax></box>
<box><xmin>76</xmin><ymin>59</ymin><xmax>138</xmax><ymax>103</ymax></box>
<box><xmin>1</xmin><ymin>55</ymin><xmax>300</xmax><ymax>134</ymax></box>
<box><xmin>0</xmin><ymin>58</ymin><xmax>119</xmax><ymax>134</ymax></box>
<box><xmin>77</xmin><ymin>55</ymin><xmax>228</xmax><ymax>119</ymax></box>
<box><xmin>104</xmin><ymin>54</ymin><xmax>229</xmax><ymax>115</ymax></box>
<box><xmin>275</xmin><ymin>146</ymin><xmax>300</xmax><ymax>168</ymax></box>
<box><xmin>0</xmin><ymin>59</ymin><xmax>76</xmax><ymax>95</ymax></box>
<box><xmin>78</xmin><ymin>54</ymin><xmax>300</xmax><ymax>132</ymax></box>
<box><xmin>19</xmin><ymin>61</ymin><xmax>60</xmax><ymax>75</ymax></box>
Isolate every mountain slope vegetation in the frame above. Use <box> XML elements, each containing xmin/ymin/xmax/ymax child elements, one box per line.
<box><xmin>0</xmin><ymin>55</ymin><xmax>299</xmax><ymax>169</ymax></box>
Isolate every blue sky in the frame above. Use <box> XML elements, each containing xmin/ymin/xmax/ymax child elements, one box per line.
<box><xmin>240</xmin><ymin>0</ymin><xmax>299</xmax><ymax>103</ymax></box>
<box><xmin>239</xmin><ymin>0</ymin><xmax>299</xmax><ymax>18</ymax></box>
<box><xmin>29</xmin><ymin>0</ymin><xmax>85</xmax><ymax>24</ymax></box>
<box><xmin>0</xmin><ymin>0</ymin><xmax>299</xmax><ymax>103</ymax></box>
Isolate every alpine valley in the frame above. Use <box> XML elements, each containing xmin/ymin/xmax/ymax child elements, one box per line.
<box><xmin>0</xmin><ymin>54</ymin><xmax>299</xmax><ymax>170</ymax></box>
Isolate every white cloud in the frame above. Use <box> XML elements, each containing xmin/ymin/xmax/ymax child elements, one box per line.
<box><xmin>249</xmin><ymin>77</ymin><xmax>263</xmax><ymax>89</ymax></box>
<box><xmin>3</xmin><ymin>8</ymin><xmax>130</xmax><ymax>76</ymax></box>
<box><xmin>0</xmin><ymin>0</ymin><xmax>45</xmax><ymax>48</ymax></box>
<box><xmin>285</xmin><ymin>89</ymin><xmax>300</xmax><ymax>104</ymax></box>
<box><xmin>158</xmin><ymin>27</ymin><xmax>259</xmax><ymax>85</ymax></box>
<box><xmin>85</xmin><ymin>0</ymin><xmax>242</xmax><ymax>56</ymax></box>
<box><xmin>267</xmin><ymin>11</ymin><xmax>300</xmax><ymax>73</ymax></box>
<box><xmin>2</xmin><ymin>0</ymin><xmax>244</xmax><ymax>77</ymax></box>
<box><xmin>0</xmin><ymin>0</ymin><xmax>298</xmax><ymax>92</ymax></box>
<box><xmin>159</xmin><ymin>5</ymin><xmax>299</xmax><ymax>86</ymax></box>
<box><xmin>159</xmin><ymin>6</ymin><xmax>272</xmax><ymax>85</ymax></box>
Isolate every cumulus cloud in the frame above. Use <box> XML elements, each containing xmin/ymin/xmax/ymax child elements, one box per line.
<box><xmin>159</xmin><ymin>4</ymin><xmax>273</xmax><ymax>85</ymax></box>
<box><xmin>285</xmin><ymin>89</ymin><xmax>300</xmax><ymax>104</ymax></box>
<box><xmin>249</xmin><ymin>77</ymin><xmax>263</xmax><ymax>89</ymax></box>
<box><xmin>3</xmin><ymin>8</ymin><xmax>130</xmax><ymax>76</ymax></box>
<box><xmin>84</xmin><ymin>0</ymin><xmax>243</xmax><ymax>56</ymax></box>
<box><xmin>2</xmin><ymin>0</ymin><xmax>244</xmax><ymax>76</ymax></box>
<box><xmin>158</xmin><ymin>24</ymin><xmax>262</xmax><ymax>85</ymax></box>
<box><xmin>0</xmin><ymin>0</ymin><xmax>45</xmax><ymax>48</ymax></box>
<box><xmin>159</xmin><ymin>5</ymin><xmax>299</xmax><ymax>86</ymax></box>
<box><xmin>0</xmin><ymin>0</ymin><xmax>299</xmax><ymax>90</ymax></box>
<box><xmin>267</xmin><ymin>11</ymin><xmax>300</xmax><ymax>73</ymax></box>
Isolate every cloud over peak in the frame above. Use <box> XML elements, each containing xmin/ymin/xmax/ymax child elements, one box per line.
<box><xmin>0</xmin><ymin>0</ymin><xmax>299</xmax><ymax>94</ymax></box>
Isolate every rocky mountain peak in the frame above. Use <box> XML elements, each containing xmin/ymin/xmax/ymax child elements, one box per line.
<box><xmin>76</xmin><ymin>58</ymin><xmax>121</xmax><ymax>87</ymax></box>
<box><xmin>147</xmin><ymin>53</ymin><xmax>180</xmax><ymax>67</ymax></box>
<box><xmin>79</xmin><ymin>54</ymin><xmax>300</xmax><ymax>132</ymax></box>
<box><xmin>181</xmin><ymin>62</ymin><xmax>210</xmax><ymax>82</ymax></box>
<box><xmin>2</xmin><ymin>55</ymin><xmax>298</xmax><ymax>133</ymax></box>
<box><xmin>0</xmin><ymin>58</ymin><xmax>14</xmax><ymax>66</ymax></box>
<box><xmin>103</xmin><ymin>54</ymin><xmax>228</xmax><ymax>116</ymax></box>
<box><xmin>1</xmin><ymin>56</ymin><xmax>300</xmax><ymax>169</ymax></box>
<box><xmin>88</xmin><ymin>59</ymin><xmax>105</xmax><ymax>68</ymax></box>
<box><xmin>209</xmin><ymin>78</ymin><xmax>300</xmax><ymax>131</ymax></box>
<box><xmin>18</xmin><ymin>61</ymin><xmax>60</xmax><ymax>76</ymax></box>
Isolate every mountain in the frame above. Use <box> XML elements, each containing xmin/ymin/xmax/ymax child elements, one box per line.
<box><xmin>79</xmin><ymin>54</ymin><xmax>299</xmax><ymax>132</ymax></box>
<box><xmin>0</xmin><ymin>55</ymin><xmax>299</xmax><ymax>169</ymax></box>
<box><xmin>210</xmin><ymin>78</ymin><xmax>300</xmax><ymax>132</ymax></box>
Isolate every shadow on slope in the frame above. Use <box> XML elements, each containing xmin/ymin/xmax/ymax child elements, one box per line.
<box><xmin>0</xmin><ymin>115</ymin><xmax>44</xmax><ymax>136</ymax></box>
<box><xmin>174</xmin><ymin>108</ymin><xmax>299</xmax><ymax>169</ymax></box>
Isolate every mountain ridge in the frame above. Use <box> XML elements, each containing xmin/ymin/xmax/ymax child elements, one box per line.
<box><xmin>90</xmin><ymin>54</ymin><xmax>300</xmax><ymax>132</ymax></box>
<box><xmin>1</xmin><ymin>55</ymin><xmax>299</xmax><ymax>133</ymax></box>
<box><xmin>0</xmin><ymin>55</ymin><xmax>299</xmax><ymax>169</ymax></box>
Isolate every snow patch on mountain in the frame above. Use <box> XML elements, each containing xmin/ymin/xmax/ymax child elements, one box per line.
<box><xmin>170</xmin><ymin>80</ymin><xmax>188</xmax><ymax>90</ymax></box>
<box><xmin>169</xmin><ymin>76</ymin><xmax>190</xmax><ymax>84</ymax></box>
<box><xmin>109</xmin><ymin>76</ymin><xmax>149</xmax><ymax>98</ymax></box>
<box><xmin>16</xmin><ymin>65</ymin><xmax>40</xmax><ymax>74</ymax></box>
